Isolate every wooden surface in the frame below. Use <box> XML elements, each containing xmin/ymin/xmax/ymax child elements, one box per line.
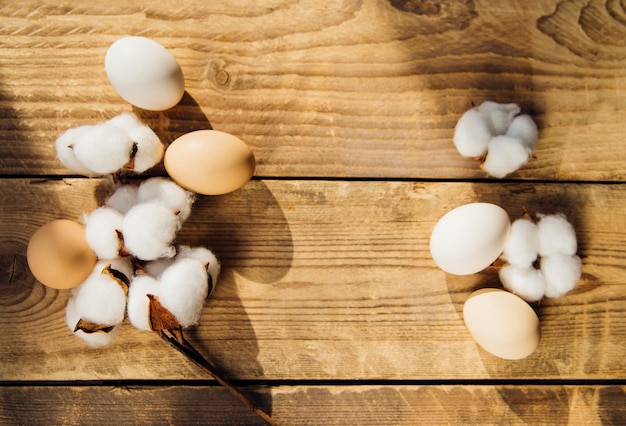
<box><xmin>1</xmin><ymin>1</ymin><xmax>625</xmax><ymax>424</ymax></box>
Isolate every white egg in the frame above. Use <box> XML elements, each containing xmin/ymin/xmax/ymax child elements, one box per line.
<box><xmin>430</xmin><ymin>203</ymin><xmax>511</xmax><ymax>275</ymax></box>
<box><xmin>105</xmin><ymin>36</ymin><xmax>184</xmax><ymax>111</ymax></box>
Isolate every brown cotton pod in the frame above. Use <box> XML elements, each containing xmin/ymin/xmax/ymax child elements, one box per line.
<box><xmin>27</xmin><ymin>219</ymin><xmax>98</xmax><ymax>290</ymax></box>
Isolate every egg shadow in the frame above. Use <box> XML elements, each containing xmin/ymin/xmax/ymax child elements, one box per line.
<box><xmin>131</xmin><ymin>93</ymin><xmax>287</xmax><ymax>418</ymax></box>
<box><xmin>445</xmin><ymin>181</ymin><xmax>602</xmax><ymax>423</ymax></box>
<box><xmin>132</xmin><ymin>90</ymin><xmax>214</xmax><ymax>158</ymax></box>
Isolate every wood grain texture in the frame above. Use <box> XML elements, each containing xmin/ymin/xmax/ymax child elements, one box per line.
<box><xmin>1</xmin><ymin>0</ymin><xmax>625</xmax><ymax>180</ymax></box>
<box><xmin>1</xmin><ymin>179</ymin><xmax>624</xmax><ymax>381</ymax></box>
<box><xmin>1</xmin><ymin>385</ymin><xmax>624</xmax><ymax>425</ymax></box>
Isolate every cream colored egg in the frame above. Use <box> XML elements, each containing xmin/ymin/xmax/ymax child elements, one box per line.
<box><xmin>463</xmin><ymin>288</ymin><xmax>540</xmax><ymax>360</ymax></box>
<box><xmin>27</xmin><ymin>219</ymin><xmax>98</xmax><ymax>290</ymax></box>
<box><xmin>430</xmin><ymin>203</ymin><xmax>511</xmax><ymax>275</ymax></box>
<box><xmin>164</xmin><ymin>130</ymin><xmax>255</xmax><ymax>195</ymax></box>
<box><xmin>105</xmin><ymin>36</ymin><xmax>184</xmax><ymax>111</ymax></box>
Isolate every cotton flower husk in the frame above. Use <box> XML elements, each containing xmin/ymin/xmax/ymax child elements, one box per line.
<box><xmin>72</xmin><ymin>123</ymin><xmax>134</xmax><ymax>174</ymax></box>
<box><xmin>55</xmin><ymin>126</ymin><xmax>99</xmax><ymax>176</ymax></box>
<box><xmin>127</xmin><ymin>274</ymin><xmax>160</xmax><ymax>331</ymax></box>
<box><xmin>500</xmin><ymin>218</ymin><xmax>539</xmax><ymax>267</ymax></box>
<box><xmin>159</xmin><ymin>258</ymin><xmax>209</xmax><ymax>327</ymax></box>
<box><xmin>122</xmin><ymin>201</ymin><xmax>179</xmax><ymax>261</ymax></box>
<box><xmin>137</xmin><ymin>177</ymin><xmax>195</xmax><ymax>225</ymax></box>
<box><xmin>83</xmin><ymin>207</ymin><xmax>124</xmax><ymax>259</ymax></box>
<box><xmin>537</xmin><ymin>213</ymin><xmax>578</xmax><ymax>257</ymax></box>
<box><xmin>541</xmin><ymin>254</ymin><xmax>582</xmax><ymax>298</ymax></box>
<box><xmin>453</xmin><ymin>108</ymin><xmax>492</xmax><ymax>158</ymax></box>
<box><xmin>482</xmin><ymin>135</ymin><xmax>532</xmax><ymax>178</ymax></box>
<box><xmin>106</xmin><ymin>184</ymin><xmax>139</xmax><ymax>214</ymax></box>
<box><xmin>499</xmin><ymin>264</ymin><xmax>547</xmax><ymax>302</ymax></box>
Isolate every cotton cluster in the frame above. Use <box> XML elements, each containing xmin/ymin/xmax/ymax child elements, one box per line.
<box><xmin>67</xmin><ymin>176</ymin><xmax>220</xmax><ymax>347</ymax></box>
<box><xmin>499</xmin><ymin>213</ymin><xmax>582</xmax><ymax>301</ymax></box>
<box><xmin>453</xmin><ymin>101</ymin><xmax>538</xmax><ymax>178</ymax></box>
<box><xmin>55</xmin><ymin>112</ymin><xmax>164</xmax><ymax>176</ymax></box>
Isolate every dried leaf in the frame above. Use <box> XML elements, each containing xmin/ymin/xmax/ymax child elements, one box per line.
<box><xmin>123</xmin><ymin>142</ymin><xmax>138</xmax><ymax>170</ymax></box>
<box><xmin>74</xmin><ymin>319</ymin><xmax>115</xmax><ymax>334</ymax></box>
<box><xmin>147</xmin><ymin>294</ymin><xmax>181</xmax><ymax>331</ymax></box>
<box><xmin>101</xmin><ymin>264</ymin><xmax>130</xmax><ymax>295</ymax></box>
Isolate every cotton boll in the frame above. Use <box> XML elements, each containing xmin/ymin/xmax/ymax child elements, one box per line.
<box><xmin>159</xmin><ymin>258</ymin><xmax>209</xmax><ymax>327</ymax></box>
<box><xmin>482</xmin><ymin>135</ymin><xmax>532</xmax><ymax>178</ymax></box>
<box><xmin>541</xmin><ymin>254</ymin><xmax>582</xmax><ymax>298</ymax></box>
<box><xmin>537</xmin><ymin>214</ymin><xmax>578</xmax><ymax>256</ymax></box>
<box><xmin>72</xmin><ymin>123</ymin><xmax>135</xmax><ymax>174</ymax></box>
<box><xmin>506</xmin><ymin>114</ymin><xmax>538</xmax><ymax>152</ymax></box>
<box><xmin>72</xmin><ymin>271</ymin><xmax>127</xmax><ymax>326</ymax></box>
<box><xmin>106</xmin><ymin>184</ymin><xmax>139</xmax><ymax>214</ymax></box>
<box><xmin>477</xmin><ymin>101</ymin><xmax>521</xmax><ymax>135</ymax></box>
<box><xmin>177</xmin><ymin>245</ymin><xmax>221</xmax><ymax>295</ymax></box>
<box><xmin>137</xmin><ymin>177</ymin><xmax>195</xmax><ymax>224</ymax></box>
<box><xmin>122</xmin><ymin>201</ymin><xmax>178</xmax><ymax>260</ymax></box>
<box><xmin>55</xmin><ymin>126</ymin><xmax>100</xmax><ymax>176</ymax></box>
<box><xmin>499</xmin><ymin>264</ymin><xmax>546</xmax><ymax>302</ymax></box>
<box><xmin>107</xmin><ymin>113</ymin><xmax>164</xmax><ymax>173</ymax></box>
<box><xmin>144</xmin><ymin>257</ymin><xmax>175</xmax><ymax>278</ymax></box>
<box><xmin>453</xmin><ymin>108</ymin><xmax>492</xmax><ymax>158</ymax></box>
<box><xmin>501</xmin><ymin>218</ymin><xmax>539</xmax><ymax>267</ymax></box>
<box><xmin>127</xmin><ymin>274</ymin><xmax>160</xmax><ymax>331</ymax></box>
<box><xmin>65</xmin><ymin>294</ymin><xmax>120</xmax><ymax>347</ymax></box>
<box><xmin>83</xmin><ymin>207</ymin><xmax>124</xmax><ymax>259</ymax></box>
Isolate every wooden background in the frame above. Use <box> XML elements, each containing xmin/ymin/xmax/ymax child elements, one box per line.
<box><xmin>1</xmin><ymin>0</ymin><xmax>625</xmax><ymax>424</ymax></box>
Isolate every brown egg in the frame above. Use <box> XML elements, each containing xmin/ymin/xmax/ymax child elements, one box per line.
<box><xmin>463</xmin><ymin>288</ymin><xmax>540</xmax><ymax>360</ymax></box>
<box><xmin>27</xmin><ymin>219</ymin><xmax>97</xmax><ymax>290</ymax></box>
<box><xmin>164</xmin><ymin>130</ymin><xmax>255</xmax><ymax>195</ymax></box>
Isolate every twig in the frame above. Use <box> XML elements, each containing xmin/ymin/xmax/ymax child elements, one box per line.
<box><xmin>158</xmin><ymin>329</ymin><xmax>277</xmax><ymax>426</ymax></box>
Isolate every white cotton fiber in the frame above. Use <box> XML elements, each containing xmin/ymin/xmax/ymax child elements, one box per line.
<box><xmin>499</xmin><ymin>264</ymin><xmax>546</xmax><ymax>302</ymax></box>
<box><xmin>477</xmin><ymin>101</ymin><xmax>521</xmax><ymax>135</ymax></box>
<box><xmin>65</xmin><ymin>294</ymin><xmax>120</xmax><ymax>347</ymax></box>
<box><xmin>177</xmin><ymin>245</ymin><xmax>221</xmax><ymax>295</ymax></box>
<box><xmin>506</xmin><ymin>114</ymin><xmax>538</xmax><ymax>152</ymax></box>
<box><xmin>537</xmin><ymin>214</ymin><xmax>578</xmax><ymax>257</ymax></box>
<box><xmin>106</xmin><ymin>184</ymin><xmax>139</xmax><ymax>214</ymax></box>
<box><xmin>137</xmin><ymin>177</ymin><xmax>195</xmax><ymax>224</ymax></box>
<box><xmin>482</xmin><ymin>135</ymin><xmax>532</xmax><ymax>178</ymax></box>
<box><xmin>541</xmin><ymin>254</ymin><xmax>582</xmax><ymax>298</ymax></box>
<box><xmin>144</xmin><ymin>257</ymin><xmax>175</xmax><ymax>278</ymax></box>
<box><xmin>453</xmin><ymin>108</ymin><xmax>492</xmax><ymax>158</ymax></box>
<box><xmin>72</xmin><ymin>122</ymin><xmax>134</xmax><ymax>174</ymax></box>
<box><xmin>159</xmin><ymin>258</ymin><xmax>209</xmax><ymax>327</ymax></box>
<box><xmin>107</xmin><ymin>113</ymin><xmax>164</xmax><ymax>173</ymax></box>
<box><xmin>55</xmin><ymin>126</ymin><xmax>99</xmax><ymax>176</ymax></box>
<box><xmin>72</xmin><ymin>271</ymin><xmax>128</xmax><ymax>326</ymax></box>
<box><xmin>501</xmin><ymin>218</ymin><xmax>539</xmax><ymax>267</ymax></box>
<box><xmin>127</xmin><ymin>274</ymin><xmax>160</xmax><ymax>331</ymax></box>
<box><xmin>122</xmin><ymin>201</ymin><xmax>179</xmax><ymax>260</ymax></box>
<box><xmin>94</xmin><ymin>258</ymin><xmax>133</xmax><ymax>286</ymax></box>
<box><xmin>83</xmin><ymin>207</ymin><xmax>124</xmax><ymax>259</ymax></box>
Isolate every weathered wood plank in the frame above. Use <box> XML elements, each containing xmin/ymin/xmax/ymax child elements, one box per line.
<box><xmin>1</xmin><ymin>384</ymin><xmax>624</xmax><ymax>425</ymax></box>
<box><xmin>1</xmin><ymin>0</ymin><xmax>625</xmax><ymax>180</ymax></box>
<box><xmin>1</xmin><ymin>179</ymin><xmax>624</xmax><ymax>381</ymax></box>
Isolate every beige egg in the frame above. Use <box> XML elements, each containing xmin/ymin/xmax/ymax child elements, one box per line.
<box><xmin>430</xmin><ymin>203</ymin><xmax>511</xmax><ymax>275</ymax></box>
<box><xmin>164</xmin><ymin>130</ymin><xmax>255</xmax><ymax>195</ymax></box>
<box><xmin>27</xmin><ymin>219</ymin><xmax>97</xmax><ymax>290</ymax></box>
<box><xmin>463</xmin><ymin>288</ymin><xmax>540</xmax><ymax>360</ymax></box>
